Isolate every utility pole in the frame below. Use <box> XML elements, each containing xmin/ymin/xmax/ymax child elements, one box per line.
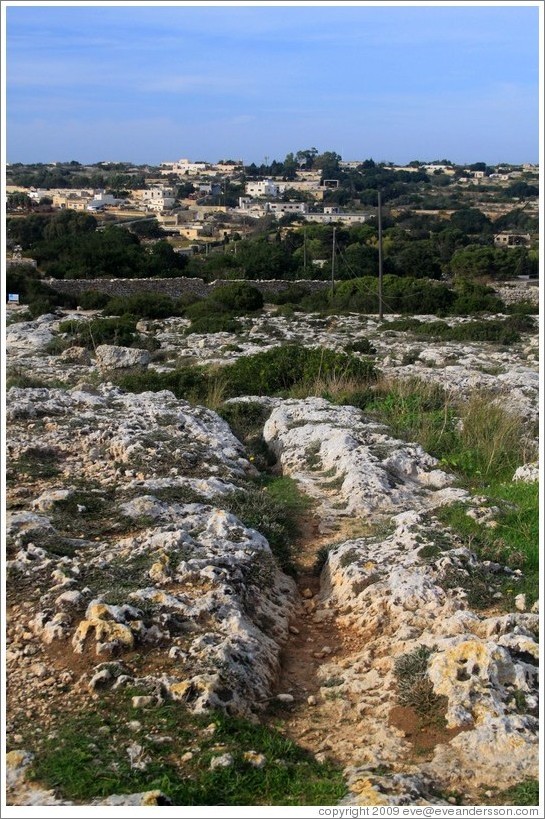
<box><xmin>331</xmin><ymin>226</ymin><xmax>336</xmax><ymax>294</ymax></box>
<box><xmin>378</xmin><ymin>190</ymin><xmax>384</xmax><ymax>320</ymax></box>
<box><xmin>303</xmin><ymin>228</ymin><xmax>307</xmax><ymax>274</ymax></box>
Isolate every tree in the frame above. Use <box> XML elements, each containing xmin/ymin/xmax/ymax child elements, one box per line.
<box><xmin>282</xmin><ymin>152</ymin><xmax>298</xmax><ymax>181</ymax></box>
<box><xmin>43</xmin><ymin>210</ymin><xmax>97</xmax><ymax>241</ymax></box>
<box><xmin>389</xmin><ymin>240</ymin><xmax>442</xmax><ymax>280</ymax></box>
<box><xmin>506</xmin><ymin>181</ymin><xmax>539</xmax><ymax>200</ymax></box>
<box><xmin>296</xmin><ymin>148</ymin><xmax>318</xmax><ymax>169</ymax></box>
<box><xmin>7</xmin><ymin>192</ymin><xmax>32</xmax><ymax>211</ymax></box>
<box><xmin>449</xmin><ymin>245</ymin><xmax>496</xmax><ymax>280</ymax></box>
<box><xmin>449</xmin><ymin>208</ymin><xmax>492</xmax><ymax>235</ymax></box>
<box><xmin>130</xmin><ymin>219</ymin><xmax>165</xmax><ymax>239</ymax></box>
<box><xmin>234</xmin><ymin>237</ymin><xmax>297</xmax><ymax>279</ymax></box>
<box><xmin>7</xmin><ymin>214</ymin><xmax>50</xmax><ymax>248</ymax></box>
<box><xmin>314</xmin><ymin>151</ymin><xmax>342</xmax><ymax>180</ymax></box>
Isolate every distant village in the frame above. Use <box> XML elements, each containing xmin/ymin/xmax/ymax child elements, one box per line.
<box><xmin>6</xmin><ymin>155</ymin><xmax>539</xmax><ymax>254</ymax></box>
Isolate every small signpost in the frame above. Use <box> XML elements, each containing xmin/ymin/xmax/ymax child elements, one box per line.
<box><xmin>8</xmin><ymin>294</ymin><xmax>20</xmax><ymax>304</ymax></box>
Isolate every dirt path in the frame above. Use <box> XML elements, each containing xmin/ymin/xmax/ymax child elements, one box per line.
<box><xmin>265</xmin><ymin>513</ymin><xmax>366</xmax><ymax>767</ymax></box>
<box><xmin>266</xmin><ymin>509</ymin><xmax>477</xmax><ymax>780</ymax></box>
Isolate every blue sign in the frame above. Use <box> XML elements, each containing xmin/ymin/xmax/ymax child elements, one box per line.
<box><xmin>8</xmin><ymin>294</ymin><xmax>20</xmax><ymax>303</ymax></box>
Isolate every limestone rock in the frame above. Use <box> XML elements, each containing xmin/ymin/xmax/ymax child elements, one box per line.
<box><xmin>95</xmin><ymin>344</ymin><xmax>150</xmax><ymax>370</ymax></box>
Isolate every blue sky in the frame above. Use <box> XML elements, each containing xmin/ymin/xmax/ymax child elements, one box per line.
<box><xmin>5</xmin><ymin>2</ymin><xmax>541</xmax><ymax>166</ymax></box>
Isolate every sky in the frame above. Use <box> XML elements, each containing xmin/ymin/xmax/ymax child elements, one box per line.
<box><xmin>3</xmin><ymin>1</ymin><xmax>542</xmax><ymax>167</ymax></box>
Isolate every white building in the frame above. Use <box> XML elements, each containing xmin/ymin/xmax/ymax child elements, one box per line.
<box><xmin>161</xmin><ymin>158</ymin><xmax>210</xmax><ymax>175</ymax></box>
<box><xmin>304</xmin><ymin>210</ymin><xmax>370</xmax><ymax>225</ymax></box>
<box><xmin>245</xmin><ymin>179</ymin><xmax>286</xmax><ymax>198</ymax></box>
<box><xmin>87</xmin><ymin>192</ymin><xmax>122</xmax><ymax>211</ymax></box>
<box><xmin>267</xmin><ymin>202</ymin><xmax>308</xmax><ymax>217</ymax></box>
<box><xmin>141</xmin><ymin>186</ymin><xmax>177</xmax><ymax>212</ymax></box>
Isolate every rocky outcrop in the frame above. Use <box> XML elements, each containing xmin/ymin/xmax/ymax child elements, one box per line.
<box><xmin>263</xmin><ymin>398</ymin><xmax>467</xmax><ymax>532</ymax></box>
<box><xmin>318</xmin><ymin>512</ymin><xmax>538</xmax><ymax>795</ymax></box>
<box><xmin>259</xmin><ymin>397</ymin><xmax>538</xmax><ymax>801</ymax></box>
<box><xmin>5</xmin><ymin>306</ymin><xmax>539</xmax><ymax>807</ymax></box>
<box><xmin>95</xmin><ymin>344</ymin><xmax>151</xmax><ymax>370</ymax></box>
<box><xmin>6</xmin><ymin>384</ymin><xmax>297</xmax><ymax>721</ymax></box>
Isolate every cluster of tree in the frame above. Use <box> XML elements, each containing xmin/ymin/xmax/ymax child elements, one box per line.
<box><xmin>7</xmin><ymin>210</ymin><xmax>188</xmax><ymax>280</ymax></box>
<box><xmin>189</xmin><ymin>212</ymin><xmax>537</xmax><ymax>283</ymax></box>
<box><xmin>7</xmin><ymin>201</ymin><xmax>538</xmax><ymax>288</ymax></box>
<box><xmin>6</xmin><ymin>162</ymin><xmax>149</xmax><ymax>190</ymax></box>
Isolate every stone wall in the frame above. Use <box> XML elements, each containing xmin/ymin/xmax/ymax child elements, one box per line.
<box><xmin>493</xmin><ymin>280</ymin><xmax>539</xmax><ymax>306</ymax></box>
<box><xmin>46</xmin><ymin>275</ymin><xmax>539</xmax><ymax>307</ymax></box>
<box><xmin>47</xmin><ymin>277</ymin><xmax>331</xmax><ymax>302</ymax></box>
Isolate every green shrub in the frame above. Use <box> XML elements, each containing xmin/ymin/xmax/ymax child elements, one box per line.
<box><xmin>380</xmin><ymin>318</ymin><xmax>423</xmax><ymax>332</ymax></box>
<box><xmin>505</xmin><ymin>301</ymin><xmax>539</xmax><ymax>317</ymax></box>
<box><xmin>345</xmin><ymin>338</ymin><xmax>376</xmax><ymax>355</ymax></box>
<box><xmin>185</xmin><ymin>315</ymin><xmax>242</xmax><ymax>335</ymax></box>
<box><xmin>58</xmin><ymin>316</ymin><xmax>138</xmax><ymax>348</ymax></box>
<box><xmin>502</xmin><ymin>313</ymin><xmax>537</xmax><ymax>332</ymax></box>
<box><xmin>382</xmin><ymin>317</ymin><xmax>523</xmax><ymax>345</ymax></box>
<box><xmin>394</xmin><ymin>645</ymin><xmax>446</xmax><ymax>719</ymax></box>
<box><xmin>331</xmin><ymin>276</ymin><xmax>456</xmax><ymax>315</ymax></box>
<box><xmin>77</xmin><ymin>290</ymin><xmax>111</xmax><ymax>310</ymax></box>
<box><xmin>268</xmin><ymin>283</ymin><xmax>312</xmax><ymax>306</ymax></box>
<box><xmin>210</xmin><ymin>282</ymin><xmax>264</xmax><ymax>312</ymax></box>
<box><xmin>175</xmin><ymin>292</ymin><xmax>201</xmax><ymax>312</ymax></box>
<box><xmin>299</xmin><ymin>289</ymin><xmax>330</xmax><ymax>312</ymax></box>
<box><xmin>116</xmin><ymin>345</ymin><xmax>377</xmax><ymax>406</ymax></box>
<box><xmin>103</xmin><ymin>293</ymin><xmax>179</xmax><ymax>319</ymax></box>
<box><xmin>446</xmin><ymin>320</ymin><xmax>519</xmax><ymax>344</ymax></box>
<box><xmin>451</xmin><ymin>280</ymin><xmax>505</xmax><ymax>314</ymax></box>
<box><xmin>222</xmin><ymin>345</ymin><xmax>377</xmax><ymax>397</ymax></box>
<box><xmin>116</xmin><ymin>365</ymin><xmax>208</xmax><ymax>402</ymax></box>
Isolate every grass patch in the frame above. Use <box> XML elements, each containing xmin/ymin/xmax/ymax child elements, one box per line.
<box><xmin>117</xmin><ymin>345</ymin><xmax>376</xmax><ymax>406</ymax></box>
<box><xmin>364</xmin><ymin>379</ymin><xmax>536</xmax><ymax>485</ymax></box>
<box><xmin>488</xmin><ymin>779</ymin><xmax>539</xmax><ymax>806</ymax></box>
<box><xmin>363</xmin><ymin>377</ymin><xmax>457</xmax><ymax>460</ymax></box>
<box><xmin>7</xmin><ymin>446</ymin><xmax>63</xmax><ymax>481</ymax></box>
<box><xmin>436</xmin><ymin>481</ymin><xmax>539</xmax><ymax>608</ymax></box>
<box><xmin>394</xmin><ymin>645</ymin><xmax>447</xmax><ymax>725</ymax></box>
<box><xmin>218</xmin><ymin>477</ymin><xmax>312</xmax><ymax>572</ymax></box>
<box><xmin>28</xmin><ymin>693</ymin><xmax>345</xmax><ymax>805</ymax></box>
<box><xmin>440</xmin><ymin>564</ymin><xmax>506</xmax><ymax>610</ymax></box>
<box><xmin>80</xmin><ymin>553</ymin><xmax>157</xmax><ymax>606</ymax></box>
<box><xmin>6</xmin><ymin>371</ymin><xmax>51</xmax><ymax>389</ymax></box>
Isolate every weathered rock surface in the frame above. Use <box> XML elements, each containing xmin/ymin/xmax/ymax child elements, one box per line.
<box><xmin>317</xmin><ymin>512</ymin><xmax>538</xmax><ymax>794</ymax></box>
<box><xmin>95</xmin><ymin>344</ymin><xmax>151</xmax><ymax>370</ymax></box>
<box><xmin>5</xmin><ymin>306</ymin><xmax>539</xmax><ymax>806</ymax></box>
<box><xmin>263</xmin><ymin>398</ymin><xmax>467</xmax><ymax>532</ymax></box>
<box><xmin>6</xmin><ymin>384</ymin><xmax>297</xmax><ymax>723</ymax></box>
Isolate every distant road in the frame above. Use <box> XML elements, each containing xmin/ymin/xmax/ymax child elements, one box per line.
<box><xmin>96</xmin><ymin>215</ymin><xmax>157</xmax><ymax>231</ymax></box>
